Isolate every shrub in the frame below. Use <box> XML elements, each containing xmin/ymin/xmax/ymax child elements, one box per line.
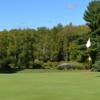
<box><xmin>28</xmin><ymin>61</ymin><xmax>34</xmax><ymax>69</ymax></box>
<box><xmin>92</xmin><ymin>60</ymin><xmax>100</xmax><ymax>71</ymax></box>
<box><xmin>33</xmin><ymin>59</ymin><xmax>43</xmax><ymax>69</ymax></box>
<box><xmin>43</xmin><ymin>61</ymin><xmax>58</xmax><ymax>69</ymax></box>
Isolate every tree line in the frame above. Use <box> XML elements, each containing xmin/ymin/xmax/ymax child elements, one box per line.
<box><xmin>0</xmin><ymin>25</ymin><xmax>90</xmax><ymax>71</ymax></box>
<box><xmin>0</xmin><ymin>0</ymin><xmax>100</xmax><ymax>72</ymax></box>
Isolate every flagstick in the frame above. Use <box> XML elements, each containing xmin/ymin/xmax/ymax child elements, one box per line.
<box><xmin>86</xmin><ymin>38</ymin><xmax>92</xmax><ymax>68</ymax></box>
<box><xmin>88</xmin><ymin>55</ymin><xmax>92</xmax><ymax>68</ymax></box>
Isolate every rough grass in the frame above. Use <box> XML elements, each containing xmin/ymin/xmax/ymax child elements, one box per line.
<box><xmin>0</xmin><ymin>70</ymin><xmax>100</xmax><ymax>100</ymax></box>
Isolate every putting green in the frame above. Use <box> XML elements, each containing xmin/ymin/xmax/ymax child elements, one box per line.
<box><xmin>0</xmin><ymin>71</ymin><xmax>100</xmax><ymax>100</ymax></box>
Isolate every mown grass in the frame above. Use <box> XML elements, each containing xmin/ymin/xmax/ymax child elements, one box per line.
<box><xmin>0</xmin><ymin>70</ymin><xmax>100</xmax><ymax>100</ymax></box>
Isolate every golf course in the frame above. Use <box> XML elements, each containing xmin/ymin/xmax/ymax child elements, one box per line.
<box><xmin>0</xmin><ymin>71</ymin><xmax>100</xmax><ymax>100</ymax></box>
<box><xmin>0</xmin><ymin>0</ymin><xmax>100</xmax><ymax>100</ymax></box>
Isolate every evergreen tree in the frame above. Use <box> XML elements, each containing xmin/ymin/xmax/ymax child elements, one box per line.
<box><xmin>84</xmin><ymin>0</ymin><xmax>100</xmax><ymax>34</ymax></box>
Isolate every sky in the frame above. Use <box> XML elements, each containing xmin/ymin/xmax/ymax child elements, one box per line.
<box><xmin>0</xmin><ymin>0</ymin><xmax>90</xmax><ymax>30</ymax></box>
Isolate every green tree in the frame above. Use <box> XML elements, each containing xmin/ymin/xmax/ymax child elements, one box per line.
<box><xmin>84</xmin><ymin>0</ymin><xmax>100</xmax><ymax>33</ymax></box>
<box><xmin>84</xmin><ymin>0</ymin><xmax>100</xmax><ymax>71</ymax></box>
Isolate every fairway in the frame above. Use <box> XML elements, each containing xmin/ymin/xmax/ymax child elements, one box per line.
<box><xmin>0</xmin><ymin>71</ymin><xmax>100</xmax><ymax>100</ymax></box>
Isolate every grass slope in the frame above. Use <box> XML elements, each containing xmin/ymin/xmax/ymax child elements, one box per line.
<box><xmin>0</xmin><ymin>71</ymin><xmax>100</xmax><ymax>100</ymax></box>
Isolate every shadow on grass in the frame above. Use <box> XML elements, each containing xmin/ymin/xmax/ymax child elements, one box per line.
<box><xmin>96</xmin><ymin>76</ymin><xmax>100</xmax><ymax>77</ymax></box>
<box><xmin>0</xmin><ymin>66</ymin><xmax>18</xmax><ymax>74</ymax></box>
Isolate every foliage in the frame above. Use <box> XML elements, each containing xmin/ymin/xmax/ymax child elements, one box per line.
<box><xmin>33</xmin><ymin>59</ymin><xmax>43</xmax><ymax>69</ymax></box>
<box><xmin>84</xmin><ymin>0</ymin><xmax>100</xmax><ymax>32</ymax></box>
<box><xmin>84</xmin><ymin>0</ymin><xmax>100</xmax><ymax>71</ymax></box>
<box><xmin>0</xmin><ymin>0</ymin><xmax>100</xmax><ymax>72</ymax></box>
<box><xmin>92</xmin><ymin>60</ymin><xmax>100</xmax><ymax>71</ymax></box>
<box><xmin>0</xmin><ymin>25</ymin><xmax>91</xmax><ymax>72</ymax></box>
<box><xmin>43</xmin><ymin>61</ymin><xmax>58</xmax><ymax>69</ymax></box>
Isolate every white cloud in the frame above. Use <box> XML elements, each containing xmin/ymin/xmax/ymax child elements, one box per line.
<box><xmin>67</xmin><ymin>4</ymin><xmax>77</xmax><ymax>10</ymax></box>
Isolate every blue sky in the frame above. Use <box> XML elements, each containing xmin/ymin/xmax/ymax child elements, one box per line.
<box><xmin>0</xmin><ymin>0</ymin><xmax>90</xmax><ymax>30</ymax></box>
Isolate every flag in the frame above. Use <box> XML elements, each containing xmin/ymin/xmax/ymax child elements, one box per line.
<box><xmin>88</xmin><ymin>56</ymin><xmax>92</xmax><ymax>61</ymax></box>
<box><xmin>86</xmin><ymin>38</ymin><xmax>91</xmax><ymax>48</ymax></box>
